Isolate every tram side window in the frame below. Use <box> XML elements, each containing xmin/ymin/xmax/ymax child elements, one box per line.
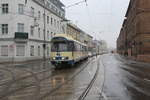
<box><xmin>78</xmin><ymin>44</ymin><xmax>81</xmax><ymax>52</ymax></box>
<box><xmin>68</xmin><ymin>41</ymin><xmax>74</xmax><ymax>51</ymax></box>
<box><xmin>74</xmin><ymin>42</ymin><xmax>80</xmax><ymax>52</ymax></box>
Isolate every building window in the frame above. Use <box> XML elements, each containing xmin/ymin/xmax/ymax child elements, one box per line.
<box><xmin>47</xmin><ymin>30</ymin><xmax>49</xmax><ymax>40</ymax></box>
<box><xmin>38</xmin><ymin>11</ymin><xmax>41</xmax><ymax>19</ymax></box>
<box><xmin>30</xmin><ymin>26</ymin><xmax>34</xmax><ymax>36</ymax></box>
<box><xmin>51</xmin><ymin>18</ymin><xmax>53</xmax><ymax>25</ymax></box>
<box><xmin>47</xmin><ymin>16</ymin><xmax>49</xmax><ymax>24</ymax></box>
<box><xmin>16</xmin><ymin>45</ymin><xmax>25</xmax><ymax>56</ymax></box>
<box><xmin>1</xmin><ymin>45</ymin><xmax>8</xmax><ymax>56</ymax></box>
<box><xmin>18</xmin><ymin>4</ymin><xmax>24</xmax><ymax>14</ymax></box>
<box><xmin>51</xmin><ymin>32</ymin><xmax>53</xmax><ymax>38</ymax></box>
<box><xmin>30</xmin><ymin>46</ymin><xmax>34</xmax><ymax>56</ymax></box>
<box><xmin>54</xmin><ymin>19</ymin><xmax>56</xmax><ymax>27</ymax></box>
<box><xmin>2</xmin><ymin>4</ymin><xmax>8</xmax><ymax>14</ymax></box>
<box><xmin>31</xmin><ymin>7</ymin><xmax>34</xmax><ymax>17</ymax></box>
<box><xmin>1</xmin><ymin>24</ymin><xmax>8</xmax><ymax>34</ymax></box>
<box><xmin>17</xmin><ymin>23</ymin><xmax>24</xmax><ymax>32</ymax></box>
<box><xmin>38</xmin><ymin>46</ymin><xmax>40</xmax><ymax>56</ymax></box>
<box><xmin>38</xmin><ymin>28</ymin><xmax>40</xmax><ymax>38</ymax></box>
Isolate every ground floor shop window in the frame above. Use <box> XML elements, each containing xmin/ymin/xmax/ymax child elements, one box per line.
<box><xmin>1</xmin><ymin>45</ymin><xmax>8</xmax><ymax>56</ymax></box>
<box><xmin>30</xmin><ymin>46</ymin><xmax>34</xmax><ymax>56</ymax></box>
<box><xmin>16</xmin><ymin>45</ymin><xmax>25</xmax><ymax>56</ymax></box>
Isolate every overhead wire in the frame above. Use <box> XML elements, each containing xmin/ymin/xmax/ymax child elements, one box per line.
<box><xmin>65</xmin><ymin>0</ymin><xmax>87</xmax><ymax>8</ymax></box>
<box><xmin>84</xmin><ymin>0</ymin><xmax>97</xmax><ymax>39</ymax></box>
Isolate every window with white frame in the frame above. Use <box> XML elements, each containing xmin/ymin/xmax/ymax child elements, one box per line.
<box><xmin>1</xmin><ymin>45</ymin><xmax>8</xmax><ymax>56</ymax></box>
<box><xmin>30</xmin><ymin>46</ymin><xmax>34</xmax><ymax>56</ymax></box>
<box><xmin>2</xmin><ymin>4</ymin><xmax>8</xmax><ymax>14</ymax></box>
<box><xmin>30</xmin><ymin>26</ymin><xmax>34</xmax><ymax>36</ymax></box>
<box><xmin>18</xmin><ymin>4</ymin><xmax>24</xmax><ymax>14</ymax></box>
<box><xmin>1</xmin><ymin>24</ymin><xmax>8</xmax><ymax>34</ymax></box>
<box><xmin>17</xmin><ymin>23</ymin><xmax>24</xmax><ymax>32</ymax></box>
<box><xmin>16</xmin><ymin>45</ymin><xmax>25</xmax><ymax>56</ymax></box>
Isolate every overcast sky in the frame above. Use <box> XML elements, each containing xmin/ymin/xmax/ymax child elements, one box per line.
<box><xmin>60</xmin><ymin>0</ymin><xmax>130</xmax><ymax>48</ymax></box>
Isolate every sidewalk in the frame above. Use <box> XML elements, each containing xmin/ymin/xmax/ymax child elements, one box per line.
<box><xmin>115</xmin><ymin>54</ymin><xmax>150</xmax><ymax>67</ymax></box>
<box><xmin>0</xmin><ymin>58</ymin><xmax>51</xmax><ymax>66</ymax></box>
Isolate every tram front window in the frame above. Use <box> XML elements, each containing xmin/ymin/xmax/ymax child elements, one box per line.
<box><xmin>51</xmin><ymin>42</ymin><xmax>73</xmax><ymax>52</ymax></box>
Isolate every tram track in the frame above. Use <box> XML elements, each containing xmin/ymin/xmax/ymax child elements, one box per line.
<box><xmin>0</xmin><ymin>66</ymin><xmax>55</xmax><ymax>97</ymax></box>
<box><xmin>0</xmin><ymin>61</ymin><xmax>54</xmax><ymax>86</ymax></box>
<box><xmin>0</xmin><ymin>67</ymin><xmax>55</xmax><ymax>99</ymax></box>
<box><xmin>39</xmin><ymin>57</ymin><xmax>95</xmax><ymax>100</ymax></box>
<box><xmin>99</xmin><ymin>57</ymin><xmax>108</xmax><ymax>100</ymax></box>
<box><xmin>0</xmin><ymin>57</ymin><xmax>95</xmax><ymax>100</ymax></box>
<box><xmin>77</xmin><ymin>56</ymin><xmax>100</xmax><ymax>100</ymax></box>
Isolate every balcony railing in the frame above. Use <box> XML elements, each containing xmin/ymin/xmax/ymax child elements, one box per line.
<box><xmin>14</xmin><ymin>32</ymin><xmax>28</xmax><ymax>42</ymax></box>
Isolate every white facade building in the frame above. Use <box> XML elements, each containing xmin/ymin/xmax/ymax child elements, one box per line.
<box><xmin>0</xmin><ymin>0</ymin><xmax>66</xmax><ymax>62</ymax></box>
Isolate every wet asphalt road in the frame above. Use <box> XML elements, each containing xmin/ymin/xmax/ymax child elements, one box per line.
<box><xmin>101</xmin><ymin>54</ymin><xmax>150</xmax><ymax>100</ymax></box>
<box><xmin>0</xmin><ymin>57</ymin><xmax>98</xmax><ymax>100</ymax></box>
<box><xmin>0</xmin><ymin>54</ymin><xmax>150</xmax><ymax>100</ymax></box>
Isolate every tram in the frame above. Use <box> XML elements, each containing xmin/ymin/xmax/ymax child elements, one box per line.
<box><xmin>50</xmin><ymin>34</ymin><xmax>88</xmax><ymax>67</ymax></box>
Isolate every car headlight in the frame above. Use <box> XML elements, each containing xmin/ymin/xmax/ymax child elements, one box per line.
<box><xmin>53</xmin><ymin>57</ymin><xmax>56</xmax><ymax>60</ymax></box>
<box><xmin>62</xmin><ymin>57</ymin><xmax>65</xmax><ymax>60</ymax></box>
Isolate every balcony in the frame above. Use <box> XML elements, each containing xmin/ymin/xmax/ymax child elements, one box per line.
<box><xmin>14</xmin><ymin>32</ymin><xmax>28</xmax><ymax>43</ymax></box>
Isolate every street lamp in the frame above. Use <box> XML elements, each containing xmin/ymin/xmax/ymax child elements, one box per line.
<box><xmin>43</xmin><ymin>0</ymin><xmax>46</xmax><ymax>61</ymax></box>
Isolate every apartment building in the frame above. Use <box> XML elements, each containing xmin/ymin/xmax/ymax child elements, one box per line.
<box><xmin>0</xmin><ymin>0</ymin><xmax>66</xmax><ymax>62</ymax></box>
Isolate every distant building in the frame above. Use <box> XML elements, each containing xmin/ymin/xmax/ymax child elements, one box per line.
<box><xmin>91</xmin><ymin>40</ymin><xmax>108</xmax><ymax>55</ymax></box>
<box><xmin>117</xmin><ymin>0</ymin><xmax>150</xmax><ymax>62</ymax></box>
<box><xmin>66</xmin><ymin>23</ymin><xmax>81</xmax><ymax>41</ymax></box>
<box><xmin>80</xmin><ymin>31</ymin><xmax>93</xmax><ymax>51</ymax></box>
<box><xmin>0</xmin><ymin>0</ymin><xmax>66</xmax><ymax>62</ymax></box>
<box><xmin>66</xmin><ymin>23</ymin><xmax>93</xmax><ymax>51</ymax></box>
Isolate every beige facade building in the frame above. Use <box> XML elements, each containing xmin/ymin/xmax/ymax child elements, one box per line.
<box><xmin>66</xmin><ymin>23</ymin><xmax>81</xmax><ymax>41</ymax></box>
<box><xmin>66</xmin><ymin>23</ymin><xmax>93</xmax><ymax>52</ymax></box>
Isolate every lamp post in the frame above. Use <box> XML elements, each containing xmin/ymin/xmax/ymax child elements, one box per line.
<box><xmin>43</xmin><ymin>0</ymin><xmax>46</xmax><ymax>61</ymax></box>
